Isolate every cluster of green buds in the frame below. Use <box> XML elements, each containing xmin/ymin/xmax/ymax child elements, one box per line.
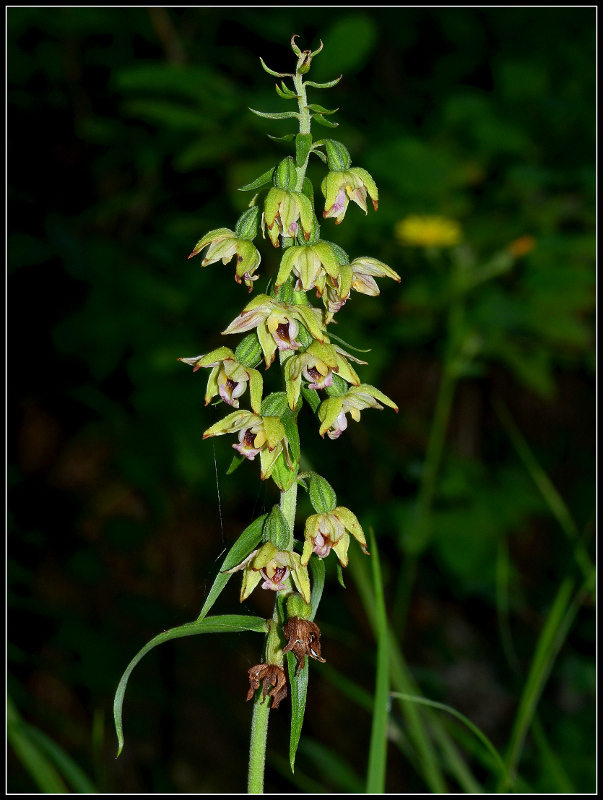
<box><xmin>180</xmin><ymin>36</ymin><xmax>400</xmax><ymax>709</ymax></box>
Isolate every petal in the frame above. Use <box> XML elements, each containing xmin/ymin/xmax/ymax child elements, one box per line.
<box><xmin>332</xmin><ymin>532</ymin><xmax>351</xmax><ymax>567</ymax></box>
<box><xmin>274</xmin><ymin>246</ymin><xmax>299</xmax><ymax>289</ymax></box>
<box><xmin>318</xmin><ymin>396</ymin><xmax>344</xmax><ymax>438</ymax></box>
<box><xmin>333</xmin><ymin>507</ymin><xmax>369</xmax><ymax>553</ymax></box>
<box><xmin>203</xmin><ymin>411</ymin><xmax>260</xmax><ymax>439</ymax></box>
<box><xmin>247</xmin><ymin>368</ymin><xmax>264</xmax><ymax>415</ymax></box>
<box><xmin>204</xmin><ymin>364</ymin><xmax>220</xmax><ymax>405</ymax></box>
<box><xmin>240</xmin><ymin>568</ymin><xmax>263</xmax><ymax>602</ymax></box>
<box><xmin>189</xmin><ymin>228</ymin><xmax>234</xmax><ymax>259</ymax></box>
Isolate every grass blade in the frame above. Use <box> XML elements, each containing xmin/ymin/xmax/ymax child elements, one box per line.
<box><xmin>365</xmin><ymin>528</ymin><xmax>390</xmax><ymax>793</ymax></box>
<box><xmin>349</xmin><ymin>553</ymin><xmax>448</xmax><ymax>793</ymax></box>
<box><xmin>7</xmin><ymin>695</ymin><xmax>69</xmax><ymax>793</ymax></box>
<box><xmin>391</xmin><ymin>692</ymin><xmax>510</xmax><ymax>788</ymax></box>
<box><xmin>499</xmin><ymin>577</ymin><xmax>582</xmax><ymax>790</ymax></box>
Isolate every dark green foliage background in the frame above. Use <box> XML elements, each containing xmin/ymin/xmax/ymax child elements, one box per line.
<box><xmin>8</xmin><ymin>8</ymin><xmax>594</xmax><ymax>793</ymax></box>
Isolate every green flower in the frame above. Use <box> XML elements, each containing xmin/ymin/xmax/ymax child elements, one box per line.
<box><xmin>321</xmin><ymin>168</ymin><xmax>378</xmax><ymax>224</ymax></box>
<box><xmin>225</xmin><ymin>542</ymin><xmax>311</xmax><ymax>603</ymax></box>
<box><xmin>318</xmin><ymin>384</ymin><xmax>398</xmax><ymax>439</ymax></box>
<box><xmin>203</xmin><ymin>411</ymin><xmax>291</xmax><ymax>480</ymax></box>
<box><xmin>274</xmin><ymin>240</ymin><xmax>342</xmax><ymax>295</ymax></box>
<box><xmin>301</xmin><ymin>507</ymin><xmax>368</xmax><ymax>567</ymax></box>
<box><xmin>178</xmin><ymin>346</ymin><xmax>263</xmax><ymax>414</ymax></box>
<box><xmin>263</xmin><ymin>188</ymin><xmax>314</xmax><ymax>247</ymax></box>
<box><xmin>284</xmin><ymin>339</ymin><xmax>364</xmax><ymax>410</ymax></box>
<box><xmin>189</xmin><ymin>228</ymin><xmax>261</xmax><ymax>291</ymax></box>
<box><xmin>222</xmin><ymin>294</ymin><xmax>325</xmax><ymax>367</ymax></box>
<box><xmin>323</xmin><ymin>256</ymin><xmax>401</xmax><ymax>321</ymax></box>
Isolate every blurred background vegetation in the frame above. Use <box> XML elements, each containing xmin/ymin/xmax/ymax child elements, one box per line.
<box><xmin>8</xmin><ymin>7</ymin><xmax>595</xmax><ymax>793</ymax></box>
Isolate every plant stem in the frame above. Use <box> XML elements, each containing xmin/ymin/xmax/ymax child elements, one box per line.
<box><xmin>279</xmin><ymin>479</ymin><xmax>298</xmax><ymax>533</ymax></box>
<box><xmin>248</xmin><ymin>686</ymin><xmax>271</xmax><ymax>794</ymax></box>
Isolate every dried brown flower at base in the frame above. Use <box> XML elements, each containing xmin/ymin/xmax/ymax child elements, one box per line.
<box><xmin>246</xmin><ymin>663</ymin><xmax>288</xmax><ymax>709</ymax></box>
<box><xmin>282</xmin><ymin>617</ymin><xmax>326</xmax><ymax>674</ymax></box>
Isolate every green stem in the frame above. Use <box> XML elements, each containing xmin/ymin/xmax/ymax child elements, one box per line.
<box><xmin>279</xmin><ymin>479</ymin><xmax>298</xmax><ymax>533</ymax></box>
<box><xmin>248</xmin><ymin>682</ymin><xmax>271</xmax><ymax>793</ymax></box>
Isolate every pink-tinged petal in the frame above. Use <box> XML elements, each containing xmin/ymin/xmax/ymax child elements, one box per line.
<box><xmin>327</xmin><ymin>410</ymin><xmax>348</xmax><ymax>440</ymax></box>
<box><xmin>260</xmin><ymin>565</ymin><xmax>290</xmax><ymax>591</ymax></box>
<box><xmin>352</xmin><ymin>274</ymin><xmax>380</xmax><ymax>296</ymax></box>
<box><xmin>303</xmin><ymin>364</ymin><xmax>334</xmax><ymax>390</ymax></box>
<box><xmin>312</xmin><ymin>531</ymin><xmax>332</xmax><ymax>558</ymax></box>
<box><xmin>272</xmin><ymin>318</ymin><xmax>300</xmax><ymax>351</ymax></box>
<box><xmin>233</xmin><ymin>427</ymin><xmax>263</xmax><ymax>459</ymax></box>
<box><xmin>324</xmin><ymin>188</ymin><xmax>347</xmax><ymax>219</ymax></box>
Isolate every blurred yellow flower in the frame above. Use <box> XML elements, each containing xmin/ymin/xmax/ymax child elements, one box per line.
<box><xmin>395</xmin><ymin>215</ymin><xmax>462</xmax><ymax>248</ymax></box>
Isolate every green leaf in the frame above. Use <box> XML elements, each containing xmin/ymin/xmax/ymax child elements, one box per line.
<box><xmin>311</xmin><ymin>148</ymin><xmax>327</xmax><ymax>163</ymax></box>
<box><xmin>308</xmin><ymin>554</ymin><xmax>326</xmax><ymax>620</ymax></box>
<box><xmin>259</xmin><ymin>57</ymin><xmax>289</xmax><ymax>78</ymax></box>
<box><xmin>326</xmin><ymin>330</ymin><xmax>372</xmax><ymax>353</ymax></box>
<box><xmin>365</xmin><ymin>528</ymin><xmax>390</xmax><ymax>793</ymax></box>
<box><xmin>390</xmin><ymin>692</ymin><xmax>511</xmax><ymax>789</ymax></box>
<box><xmin>7</xmin><ymin>696</ymin><xmax>69</xmax><ymax>793</ymax></box>
<box><xmin>197</xmin><ymin>514</ymin><xmax>268</xmax><ymax>621</ymax></box>
<box><xmin>114</xmin><ymin>615</ymin><xmax>268</xmax><ymax>756</ymax></box>
<box><xmin>11</xmin><ymin>717</ymin><xmax>96</xmax><ymax>794</ymax></box>
<box><xmin>226</xmin><ymin>453</ymin><xmax>245</xmax><ymax>474</ymax></box>
<box><xmin>296</xmin><ymin>133</ymin><xmax>313</xmax><ymax>167</ymax></box>
<box><xmin>275</xmin><ymin>82</ymin><xmax>298</xmax><ymax>100</ymax></box>
<box><xmin>281</xmin><ymin>406</ymin><xmax>301</xmax><ymax>463</ymax></box>
<box><xmin>301</xmin><ymin>386</ymin><xmax>320</xmax><ymax>414</ymax></box>
<box><xmin>304</xmin><ymin>76</ymin><xmax>342</xmax><ymax>89</ymax></box>
<box><xmin>287</xmin><ymin>651</ymin><xmax>309</xmax><ymax>772</ymax></box>
<box><xmin>249</xmin><ymin>108</ymin><xmax>300</xmax><ymax>121</ymax></box>
<box><xmin>267</xmin><ymin>133</ymin><xmax>296</xmax><ymax>142</ymax></box>
<box><xmin>307</xmin><ymin>103</ymin><xmax>338</xmax><ymax>115</ymax></box>
<box><xmin>312</xmin><ymin>114</ymin><xmax>339</xmax><ymax>129</ymax></box>
<box><xmin>238</xmin><ymin>166</ymin><xmax>276</xmax><ymax>192</ymax></box>
<box><xmin>336</xmin><ymin>562</ymin><xmax>346</xmax><ymax>588</ymax></box>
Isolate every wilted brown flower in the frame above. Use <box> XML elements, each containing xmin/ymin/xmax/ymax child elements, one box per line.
<box><xmin>282</xmin><ymin>617</ymin><xmax>326</xmax><ymax>674</ymax></box>
<box><xmin>246</xmin><ymin>663</ymin><xmax>288</xmax><ymax>709</ymax></box>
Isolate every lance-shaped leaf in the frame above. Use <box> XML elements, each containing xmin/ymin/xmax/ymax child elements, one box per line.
<box><xmin>114</xmin><ymin>615</ymin><xmax>268</xmax><ymax>756</ymax></box>
<box><xmin>249</xmin><ymin>108</ymin><xmax>300</xmax><ymax>121</ymax></box>
<box><xmin>304</xmin><ymin>76</ymin><xmax>342</xmax><ymax>89</ymax></box>
<box><xmin>287</xmin><ymin>651</ymin><xmax>309</xmax><ymax>772</ymax></box>
<box><xmin>288</xmin><ymin>553</ymin><xmax>326</xmax><ymax>771</ymax></box>
<box><xmin>301</xmin><ymin>385</ymin><xmax>321</xmax><ymax>414</ymax></box>
<box><xmin>275</xmin><ymin>82</ymin><xmax>298</xmax><ymax>100</ymax></box>
<box><xmin>312</xmin><ymin>115</ymin><xmax>339</xmax><ymax>129</ymax></box>
<box><xmin>238</xmin><ymin>166</ymin><xmax>276</xmax><ymax>192</ymax></box>
<box><xmin>296</xmin><ymin>133</ymin><xmax>313</xmax><ymax>167</ymax></box>
<box><xmin>307</xmin><ymin>103</ymin><xmax>338</xmax><ymax>115</ymax></box>
<box><xmin>259</xmin><ymin>57</ymin><xmax>293</xmax><ymax>78</ymax></box>
<box><xmin>268</xmin><ymin>133</ymin><xmax>297</xmax><ymax>142</ymax></box>
<box><xmin>197</xmin><ymin>513</ymin><xmax>268</xmax><ymax>621</ymax></box>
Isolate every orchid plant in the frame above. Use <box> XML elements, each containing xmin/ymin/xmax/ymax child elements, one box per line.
<box><xmin>113</xmin><ymin>36</ymin><xmax>399</xmax><ymax>793</ymax></box>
